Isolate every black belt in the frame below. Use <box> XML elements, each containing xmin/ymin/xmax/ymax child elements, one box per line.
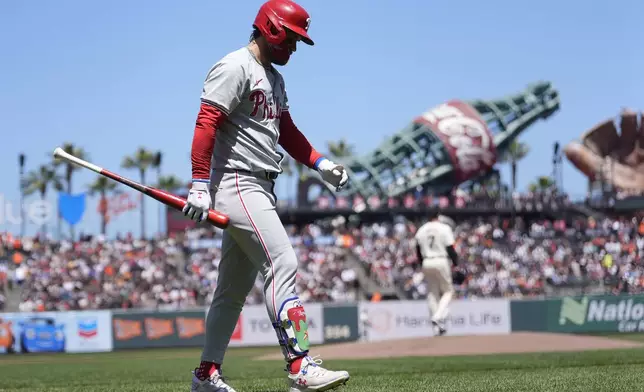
<box><xmin>215</xmin><ymin>168</ymin><xmax>279</xmax><ymax>181</ymax></box>
<box><xmin>258</xmin><ymin>170</ymin><xmax>279</xmax><ymax>180</ymax></box>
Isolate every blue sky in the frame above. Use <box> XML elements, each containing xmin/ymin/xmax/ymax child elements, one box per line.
<box><xmin>1</xmin><ymin>0</ymin><xmax>642</xmax><ymax>239</ymax></box>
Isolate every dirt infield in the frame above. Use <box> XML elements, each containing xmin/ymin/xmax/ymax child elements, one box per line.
<box><xmin>255</xmin><ymin>333</ymin><xmax>644</xmax><ymax>360</ymax></box>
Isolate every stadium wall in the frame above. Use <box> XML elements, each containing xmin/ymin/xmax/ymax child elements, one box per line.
<box><xmin>1</xmin><ymin>294</ymin><xmax>641</xmax><ymax>354</ymax></box>
<box><xmin>510</xmin><ymin>293</ymin><xmax>644</xmax><ymax>334</ymax></box>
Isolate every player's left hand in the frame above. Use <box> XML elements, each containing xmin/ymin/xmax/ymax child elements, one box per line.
<box><xmin>316</xmin><ymin>158</ymin><xmax>348</xmax><ymax>191</ymax></box>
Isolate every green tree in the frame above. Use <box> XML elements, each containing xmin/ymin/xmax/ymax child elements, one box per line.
<box><xmin>152</xmin><ymin>152</ymin><xmax>164</xmax><ymax>235</ymax></box>
<box><xmin>498</xmin><ymin>140</ymin><xmax>530</xmax><ymax>193</ymax></box>
<box><xmin>87</xmin><ymin>176</ymin><xmax>119</xmax><ymax>235</ymax></box>
<box><xmin>52</xmin><ymin>142</ymin><xmax>89</xmax><ymax>239</ymax></box>
<box><xmin>156</xmin><ymin>175</ymin><xmax>184</xmax><ymax>193</ymax></box>
<box><xmin>326</xmin><ymin>138</ymin><xmax>355</xmax><ymax>158</ymax></box>
<box><xmin>294</xmin><ymin>161</ymin><xmax>306</xmax><ymax>181</ymax></box>
<box><xmin>22</xmin><ymin>164</ymin><xmax>63</xmax><ymax>235</ymax></box>
<box><xmin>152</xmin><ymin>152</ymin><xmax>163</xmax><ymax>179</ymax></box>
<box><xmin>528</xmin><ymin>176</ymin><xmax>555</xmax><ymax>193</ymax></box>
<box><xmin>479</xmin><ymin>170</ymin><xmax>502</xmax><ymax>197</ymax></box>
<box><xmin>52</xmin><ymin>143</ymin><xmax>89</xmax><ymax>194</ymax></box>
<box><xmin>121</xmin><ymin>147</ymin><xmax>156</xmax><ymax>239</ymax></box>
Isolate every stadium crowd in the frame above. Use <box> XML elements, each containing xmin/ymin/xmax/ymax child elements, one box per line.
<box><xmin>0</xmin><ymin>225</ymin><xmax>360</xmax><ymax>312</ymax></box>
<box><xmin>0</xmin><ymin>189</ymin><xmax>642</xmax><ymax>312</ymax></box>
<box><xmin>352</xmin><ymin>214</ymin><xmax>644</xmax><ymax>300</ymax></box>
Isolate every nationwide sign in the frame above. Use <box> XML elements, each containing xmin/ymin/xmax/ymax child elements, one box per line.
<box><xmin>555</xmin><ymin>295</ymin><xmax>644</xmax><ymax>333</ymax></box>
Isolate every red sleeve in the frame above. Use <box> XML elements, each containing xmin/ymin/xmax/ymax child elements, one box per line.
<box><xmin>278</xmin><ymin>111</ymin><xmax>323</xmax><ymax>169</ymax></box>
<box><xmin>191</xmin><ymin>102</ymin><xmax>228</xmax><ymax>181</ymax></box>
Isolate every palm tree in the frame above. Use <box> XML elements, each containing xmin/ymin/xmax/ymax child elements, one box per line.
<box><xmin>294</xmin><ymin>161</ymin><xmax>306</xmax><ymax>180</ymax></box>
<box><xmin>52</xmin><ymin>143</ymin><xmax>89</xmax><ymax>194</ymax></box>
<box><xmin>87</xmin><ymin>176</ymin><xmax>119</xmax><ymax>235</ymax></box>
<box><xmin>155</xmin><ymin>174</ymin><xmax>185</xmax><ymax>233</ymax></box>
<box><xmin>482</xmin><ymin>170</ymin><xmax>501</xmax><ymax>197</ymax></box>
<box><xmin>52</xmin><ymin>143</ymin><xmax>88</xmax><ymax>239</ymax></box>
<box><xmin>498</xmin><ymin>140</ymin><xmax>530</xmax><ymax>193</ymax></box>
<box><xmin>152</xmin><ymin>152</ymin><xmax>163</xmax><ymax>236</ymax></box>
<box><xmin>22</xmin><ymin>164</ymin><xmax>63</xmax><ymax>235</ymax></box>
<box><xmin>121</xmin><ymin>147</ymin><xmax>156</xmax><ymax>239</ymax></box>
<box><xmin>152</xmin><ymin>152</ymin><xmax>163</xmax><ymax>178</ymax></box>
<box><xmin>528</xmin><ymin>176</ymin><xmax>555</xmax><ymax>193</ymax></box>
<box><xmin>326</xmin><ymin>138</ymin><xmax>355</xmax><ymax>159</ymax></box>
<box><xmin>18</xmin><ymin>153</ymin><xmax>26</xmax><ymax>237</ymax></box>
<box><xmin>156</xmin><ymin>175</ymin><xmax>184</xmax><ymax>193</ymax></box>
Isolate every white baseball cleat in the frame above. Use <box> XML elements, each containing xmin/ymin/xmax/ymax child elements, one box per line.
<box><xmin>432</xmin><ymin>320</ymin><xmax>447</xmax><ymax>336</ymax></box>
<box><xmin>287</xmin><ymin>355</ymin><xmax>350</xmax><ymax>392</ymax></box>
<box><xmin>191</xmin><ymin>369</ymin><xmax>237</xmax><ymax>392</ymax></box>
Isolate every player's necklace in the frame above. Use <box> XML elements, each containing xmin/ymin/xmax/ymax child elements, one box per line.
<box><xmin>247</xmin><ymin>44</ymin><xmax>272</xmax><ymax>70</ymax></box>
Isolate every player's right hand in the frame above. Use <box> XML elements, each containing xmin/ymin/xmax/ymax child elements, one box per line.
<box><xmin>182</xmin><ymin>181</ymin><xmax>211</xmax><ymax>222</ymax></box>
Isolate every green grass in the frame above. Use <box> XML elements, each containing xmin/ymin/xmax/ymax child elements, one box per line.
<box><xmin>2</xmin><ymin>345</ymin><xmax>644</xmax><ymax>392</ymax></box>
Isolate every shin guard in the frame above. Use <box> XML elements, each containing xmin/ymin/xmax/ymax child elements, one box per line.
<box><xmin>273</xmin><ymin>297</ymin><xmax>310</xmax><ymax>361</ymax></box>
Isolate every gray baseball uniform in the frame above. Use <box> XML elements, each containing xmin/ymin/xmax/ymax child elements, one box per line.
<box><xmin>202</xmin><ymin>47</ymin><xmax>287</xmax><ymax>173</ymax></box>
<box><xmin>198</xmin><ymin>46</ymin><xmax>311</xmax><ymax>365</ymax></box>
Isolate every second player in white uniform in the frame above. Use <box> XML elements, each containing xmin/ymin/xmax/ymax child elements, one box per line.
<box><xmin>414</xmin><ymin>214</ymin><xmax>460</xmax><ymax>336</ymax></box>
<box><xmin>182</xmin><ymin>1</ymin><xmax>350</xmax><ymax>392</ymax></box>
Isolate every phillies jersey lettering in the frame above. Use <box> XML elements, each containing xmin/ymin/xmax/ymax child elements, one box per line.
<box><xmin>201</xmin><ymin>47</ymin><xmax>288</xmax><ymax>173</ymax></box>
<box><xmin>249</xmin><ymin>89</ymin><xmax>285</xmax><ymax>120</ymax></box>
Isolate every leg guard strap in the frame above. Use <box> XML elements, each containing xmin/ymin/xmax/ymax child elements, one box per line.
<box><xmin>273</xmin><ymin>297</ymin><xmax>310</xmax><ymax>361</ymax></box>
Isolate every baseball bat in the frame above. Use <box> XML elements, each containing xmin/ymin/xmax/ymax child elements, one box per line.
<box><xmin>52</xmin><ymin>147</ymin><xmax>229</xmax><ymax>229</ymax></box>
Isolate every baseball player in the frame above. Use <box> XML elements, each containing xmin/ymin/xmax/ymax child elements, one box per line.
<box><xmin>182</xmin><ymin>1</ymin><xmax>350</xmax><ymax>391</ymax></box>
<box><xmin>413</xmin><ymin>213</ymin><xmax>464</xmax><ymax>336</ymax></box>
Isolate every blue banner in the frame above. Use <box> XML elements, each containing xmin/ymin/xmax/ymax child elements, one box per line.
<box><xmin>0</xmin><ymin>311</ymin><xmax>113</xmax><ymax>355</ymax></box>
<box><xmin>58</xmin><ymin>192</ymin><xmax>86</xmax><ymax>225</ymax></box>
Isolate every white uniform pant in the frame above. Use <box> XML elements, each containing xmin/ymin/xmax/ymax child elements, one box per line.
<box><xmin>422</xmin><ymin>258</ymin><xmax>454</xmax><ymax>323</ymax></box>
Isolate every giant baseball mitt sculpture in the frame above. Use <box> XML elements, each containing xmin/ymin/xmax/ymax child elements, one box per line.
<box><xmin>564</xmin><ymin>109</ymin><xmax>644</xmax><ymax>192</ymax></box>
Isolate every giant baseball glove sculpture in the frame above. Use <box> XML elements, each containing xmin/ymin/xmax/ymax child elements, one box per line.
<box><xmin>564</xmin><ymin>109</ymin><xmax>644</xmax><ymax>192</ymax></box>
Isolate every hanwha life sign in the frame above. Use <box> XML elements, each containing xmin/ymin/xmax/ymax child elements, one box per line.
<box><xmin>359</xmin><ymin>301</ymin><xmax>433</xmax><ymax>342</ymax></box>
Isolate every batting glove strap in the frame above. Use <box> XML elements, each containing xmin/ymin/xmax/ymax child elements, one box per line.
<box><xmin>313</xmin><ymin>157</ymin><xmax>328</xmax><ymax>170</ymax></box>
<box><xmin>191</xmin><ymin>180</ymin><xmax>210</xmax><ymax>192</ymax></box>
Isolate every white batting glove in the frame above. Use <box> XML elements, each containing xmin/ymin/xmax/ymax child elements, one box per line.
<box><xmin>182</xmin><ymin>181</ymin><xmax>211</xmax><ymax>222</ymax></box>
<box><xmin>316</xmin><ymin>158</ymin><xmax>349</xmax><ymax>192</ymax></box>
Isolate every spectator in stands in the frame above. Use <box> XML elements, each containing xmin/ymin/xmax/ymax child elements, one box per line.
<box><xmin>2</xmin><ymin>189</ymin><xmax>644</xmax><ymax>311</ymax></box>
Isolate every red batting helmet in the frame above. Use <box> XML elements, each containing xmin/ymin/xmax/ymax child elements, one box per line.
<box><xmin>253</xmin><ymin>0</ymin><xmax>314</xmax><ymax>46</ymax></box>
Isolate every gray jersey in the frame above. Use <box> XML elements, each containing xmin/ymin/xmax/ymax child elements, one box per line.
<box><xmin>201</xmin><ymin>47</ymin><xmax>288</xmax><ymax>173</ymax></box>
<box><xmin>414</xmin><ymin>221</ymin><xmax>455</xmax><ymax>261</ymax></box>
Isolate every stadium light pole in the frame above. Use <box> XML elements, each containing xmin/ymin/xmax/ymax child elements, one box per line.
<box><xmin>19</xmin><ymin>153</ymin><xmax>25</xmax><ymax>237</ymax></box>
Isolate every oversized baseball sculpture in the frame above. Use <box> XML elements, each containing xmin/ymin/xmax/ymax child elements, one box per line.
<box><xmin>52</xmin><ymin>147</ymin><xmax>230</xmax><ymax>229</ymax></box>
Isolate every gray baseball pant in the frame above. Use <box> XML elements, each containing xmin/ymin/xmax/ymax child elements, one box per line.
<box><xmin>200</xmin><ymin>170</ymin><xmax>306</xmax><ymax>364</ymax></box>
